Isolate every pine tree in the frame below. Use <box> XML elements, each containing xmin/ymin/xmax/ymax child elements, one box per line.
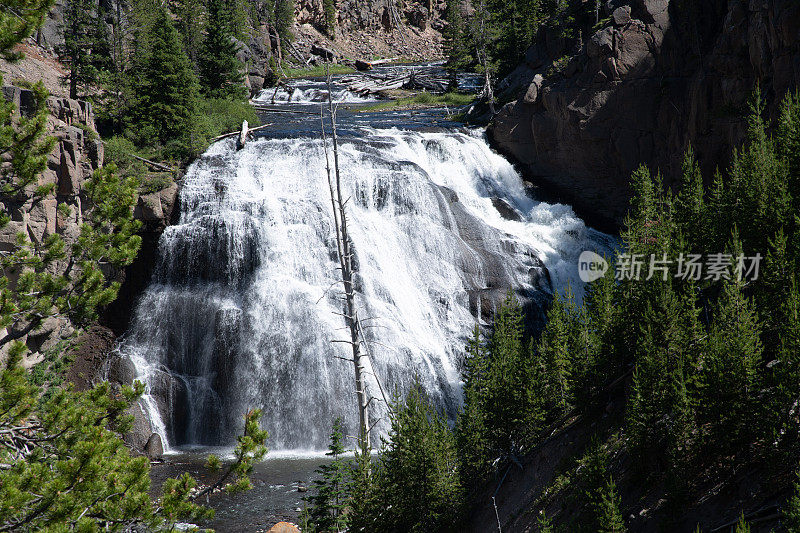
<box><xmin>536</xmin><ymin>288</ymin><xmax>575</xmax><ymax>413</ymax></box>
<box><xmin>456</xmin><ymin>326</ymin><xmax>492</xmax><ymax>484</ymax></box>
<box><xmin>783</xmin><ymin>468</ymin><xmax>800</xmax><ymax>533</ymax></box>
<box><xmin>626</xmin><ymin>280</ymin><xmax>699</xmax><ymax>472</ymax></box>
<box><xmin>487</xmin><ymin>0</ymin><xmax>542</xmax><ymax>76</ymax></box>
<box><xmin>537</xmin><ymin>510</ymin><xmax>554</xmax><ymax>532</ymax></box>
<box><xmin>758</xmin><ymin>228</ymin><xmax>792</xmax><ymax>353</ymax></box>
<box><xmin>199</xmin><ymin>0</ymin><xmax>247</xmax><ymax>100</ymax></box>
<box><xmin>704</xmin><ymin>168</ymin><xmax>727</xmax><ymax>253</ymax></box>
<box><xmin>175</xmin><ymin>0</ymin><xmax>207</xmax><ymax>67</ymax></box>
<box><xmin>581</xmin><ymin>442</ymin><xmax>626</xmax><ymax>533</ymax></box>
<box><xmin>733</xmin><ymin>512</ymin><xmax>751</xmax><ymax>533</ymax></box>
<box><xmin>770</xmin><ymin>277</ymin><xmax>800</xmax><ymax>451</ymax></box>
<box><xmin>723</xmin><ymin>86</ymin><xmax>791</xmax><ymax>254</ymax></box>
<box><xmin>346</xmin><ymin>449</ymin><xmax>376</xmax><ymax>533</ymax></box>
<box><xmin>322</xmin><ymin>0</ymin><xmax>336</xmax><ymax>37</ymax></box>
<box><xmin>674</xmin><ymin>146</ymin><xmax>705</xmax><ymax>251</ymax></box>
<box><xmin>571</xmin><ymin>266</ymin><xmax>617</xmax><ymax>415</ymax></box>
<box><xmin>129</xmin><ymin>5</ymin><xmax>201</xmax><ymax>153</ymax></box>
<box><xmin>273</xmin><ymin>0</ymin><xmax>295</xmax><ymax>45</ymax></box>
<box><xmin>0</xmin><ymin>0</ymin><xmax>53</xmax><ymax>61</ymax></box>
<box><xmin>443</xmin><ymin>0</ymin><xmax>471</xmax><ymax>85</ymax></box>
<box><xmin>355</xmin><ymin>384</ymin><xmax>463</xmax><ymax>533</ymax></box>
<box><xmin>485</xmin><ymin>292</ymin><xmax>543</xmax><ymax>450</ymax></box>
<box><xmin>0</xmin><ymin>376</ymin><xmax>214</xmax><ymax>531</ymax></box>
<box><xmin>778</xmin><ymin>90</ymin><xmax>800</xmax><ymax>212</ymax></box>
<box><xmin>698</xmin><ymin>272</ymin><xmax>762</xmax><ymax>451</ymax></box>
<box><xmin>597</xmin><ymin>476</ymin><xmax>626</xmax><ymax>533</ymax></box>
<box><xmin>61</xmin><ymin>0</ymin><xmax>109</xmax><ymax>98</ymax></box>
<box><xmin>304</xmin><ymin>418</ymin><xmax>351</xmax><ymax>533</ymax></box>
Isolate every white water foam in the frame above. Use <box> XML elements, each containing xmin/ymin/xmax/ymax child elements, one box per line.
<box><xmin>119</xmin><ymin>127</ymin><xmax>613</xmax><ymax>452</ymax></box>
<box><xmin>254</xmin><ymin>80</ymin><xmax>377</xmax><ymax>104</ymax></box>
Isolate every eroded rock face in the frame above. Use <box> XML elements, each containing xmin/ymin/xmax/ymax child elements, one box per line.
<box><xmin>0</xmin><ymin>87</ymin><xmax>104</xmax><ymax>360</ymax></box>
<box><xmin>488</xmin><ymin>0</ymin><xmax>800</xmax><ymax>229</ymax></box>
<box><xmin>1</xmin><ymin>87</ymin><xmax>181</xmax><ymax>455</ymax></box>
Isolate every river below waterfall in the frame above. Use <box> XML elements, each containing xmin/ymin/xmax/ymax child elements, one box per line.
<box><xmin>123</xmin><ymin>65</ymin><xmax>614</xmax><ymax>528</ymax></box>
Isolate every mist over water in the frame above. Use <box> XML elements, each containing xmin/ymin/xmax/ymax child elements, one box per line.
<box><xmin>119</xmin><ymin>123</ymin><xmax>612</xmax><ymax>452</ymax></box>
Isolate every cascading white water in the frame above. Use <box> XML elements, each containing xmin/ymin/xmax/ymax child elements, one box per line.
<box><xmin>254</xmin><ymin>81</ymin><xmax>378</xmax><ymax>104</ymax></box>
<box><xmin>119</xmin><ymin>127</ymin><xmax>613</xmax><ymax>451</ymax></box>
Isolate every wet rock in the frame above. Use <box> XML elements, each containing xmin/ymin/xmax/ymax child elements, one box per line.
<box><xmin>145</xmin><ymin>433</ymin><xmax>164</xmax><ymax>460</ymax></box>
<box><xmin>106</xmin><ymin>353</ymin><xmax>137</xmax><ymax>386</ymax></box>
<box><xmin>489</xmin><ymin>0</ymin><xmax>800</xmax><ymax>229</ymax></box>
<box><xmin>124</xmin><ymin>401</ymin><xmax>155</xmax><ymax>455</ymax></box>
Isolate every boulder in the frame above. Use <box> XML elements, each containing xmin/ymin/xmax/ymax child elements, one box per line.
<box><xmin>106</xmin><ymin>353</ymin><xmax>137</xmax><ymax>386</ymax></box>
<box><xmin>123</xmin><ymin>401</ymin><xmax>155</xmax><ymax>455</ymax></box>
<box><xmin>612</xmin><ymin>5</ymin><xmax>632</xmax><ymax>25</ymax></box>
<box><xmin>144</xmin><ymin>433</ymin><xmax>164</xmax><ymax>460</ymax></box>
<box><xmin>267</xmin><ymin>523</ymin><xmax>301</xmax><ymax>533</ymax></box>
<box><xmin>523</xmin><ymin>74</ymin><xmax>544</xmax><ymax>104</ymax></box>
<box><xmin>311</xmin><ymin>44</ymin><xmax>336</xmax><ymax>60</ymax></box>
<box><xmin>135</xmin><ymin>192</ymin><xmax>164</xmax><ymax>222</ymax></box>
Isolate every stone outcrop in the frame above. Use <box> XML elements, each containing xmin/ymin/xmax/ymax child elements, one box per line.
<box><xmin>488</xmin><ymin>0</ymin><xmax>800</xmax><ymax>230</ymax></box>
<box><xmin>294</xmin><ymin>0</ymin><xmax>441</xmax><ymax>33</ymax></box>
<box><xmin>1</xmin><ymin>86</ymin><xmax>179</xmax><ymax>456</ymax></box>
<box><xmin>0</xmin><ymin>87</ymin><xmax>104</xmax><ymax>360</ymax></box>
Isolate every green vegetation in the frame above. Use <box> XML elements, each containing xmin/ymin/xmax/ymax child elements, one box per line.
<box><xmin>455</xmin><ymin>87</ymin><xmax>800</xmax><ymax>527</ymax></box>
<box><xmin>301</xmin><ymin>418</ymin><xmax>350</xmax><ymax>532</ymax></box>
<box><xmin>359</xmin><ymin>91</ymin><xmax>474</xmax><ymax>112</ymax></box>
<box><xmin>444</xmin><ymin>0</ymin><xmax>604</xmax><ymax>103</ymax></box>
<box><xmin>128</xmin><ymin>5</ymin><xmax>201</xmax><ymax>157</ymax></box>
<box><xmin>322</xmin><ymin>0</ymin><xmax>336</xmax><ymax>37</ymax></box>
<box><xmin>61</xmin><ymin>0</ymin><xmax>110</xmax><ymax>98</ymax></box>
<box><xmin>199</xmin><ymin>0</ymin><xmax>247</xmax><ymax>100</ymax></box>
<box><xmin>301</xmin><ymin>385</ymin><xmax>464</xmax><ymax>532</ymax></box>
<box><xmin>353</xmin><ymin>384</ymin><xmax>464</xmax><ymax>532</ymax></box>
<box><xmin>58</xmin><ymin>0</ymin><xmax>263</xmax><ymax>165</ymax></box>
<box><xmin>0</xmin><ymin>5</ymin><xmax>269</xmax><ymax>529</ymax></box>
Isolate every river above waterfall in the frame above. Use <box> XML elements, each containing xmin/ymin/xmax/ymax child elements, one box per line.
<box><xmin>119</xmin><ymin>67</ymin><xmax>615</xmax><ymax>457</ymax></box>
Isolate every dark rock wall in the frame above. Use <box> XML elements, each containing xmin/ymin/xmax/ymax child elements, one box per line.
<box><xmin>488</xmin><ymin>0</ymin><xmax>800</xmax><ymax>230</ymax></box>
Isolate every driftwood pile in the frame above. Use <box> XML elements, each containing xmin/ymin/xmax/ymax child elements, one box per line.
<box><xmin>340</xmin><ymin>69</ymin><xmax>449</xmax><ymax>96</ymax></box>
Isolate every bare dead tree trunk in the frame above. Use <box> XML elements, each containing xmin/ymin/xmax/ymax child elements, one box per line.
<box><xmin>475</xmin><ymin>0</ymin><xmax>496</xmax><ymax>116</ymax></box>
<box><xmin>319</xmin><ymin>65</ymin><xmax>372</xmax><ymax>455</ymax></box>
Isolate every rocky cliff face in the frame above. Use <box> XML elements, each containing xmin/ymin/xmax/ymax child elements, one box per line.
<box><xmin>0</xmin><ymin>86</ymin><xmax>177</xmax><ymax>456</ymax></box>
<box><xmin>0</xmin><ymin>87</ymin><xmax>104</xmax><ymax>366</ymax></box>
<box><xmin>488</xmin><ymin>0</ymin><xmax>800</xmax><ymax>229</ymax></box>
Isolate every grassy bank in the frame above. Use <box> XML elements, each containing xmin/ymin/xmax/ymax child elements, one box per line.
<box><xmin>359</xmin><ymin>91</ymin><xmax>475</xmax><ymax>112</ymax></box>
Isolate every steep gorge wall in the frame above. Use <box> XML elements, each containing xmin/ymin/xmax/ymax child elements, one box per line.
<box><xmin>488</xmin><ymin>0</ymin><xmax>800</xmax><ymax>230</ymax></box>
<box><xmin>0</xmin><ymin>86</ymin><xmax>177</xmax><ymax>455</ymax></box>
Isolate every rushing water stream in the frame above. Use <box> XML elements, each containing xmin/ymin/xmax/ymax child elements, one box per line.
<box><xmin>119</xmin><ymin>67</ymin><xmax>613</xmax><ymax>456</ymax></box>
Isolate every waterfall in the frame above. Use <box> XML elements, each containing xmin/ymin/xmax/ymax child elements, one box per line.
<box><xmin>119</xmin><ymin>127</ymin><xmax>613</xmax><ymax>451</ymax></box>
